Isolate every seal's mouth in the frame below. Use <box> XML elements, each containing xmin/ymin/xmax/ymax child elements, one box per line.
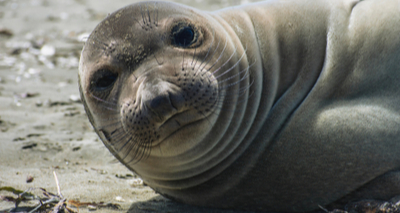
<box><xmin>151</xmin><ymin>109</ymin><xmax>208</xmax><ymax>147</ymax></box>
<box><xmin>157</xmin><ymin>110</ymin><xmax>189</xmax><ymax>130</ymax></box>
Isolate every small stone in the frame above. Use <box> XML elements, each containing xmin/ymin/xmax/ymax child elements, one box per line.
<box><xmin>69</xmin><ymin>94</ymin><xmax>81</xmax><ymax>103</ymax></box>
<box><xmin>0</xmin><ymin>28</ymin><xmax>13</xmax><ymax>37</ymax></box>
<box><xmin>77</xmin><ymin>33</ymin><xmax>90</xmax><ymax>42</ymax></box>
<box><xmin>26</xmin><ymin>176</ymin><xmax>34</xmax><ymax>183</ymax></box>
<box><xmin>115</xmin><ymin>196</ymin><xmax>125</xmax><ymax>202</ymax></box>
<box><xmin>58</xmin><ymin>82</ymin><xmax>67</xmax><ymax>87</ymax></box>
<box><xmin>128</xmin><ymin>178</ymin><xmax>143</xmax><ymax>187</ymax></box>
<box><xmin>87</xmin><ymin>205</ymin><xmax>97</xmax><ymax>211</ymax></box>
<box><xmin>38</xmin><ymin>55</ymin><xmax>55</xmax><ymax>69</ymax></box>
<box><xmin>28</xmin><ymin>68</ymin><xmax>41</xmax><ymax>75</ymax></box>
<box><xmin>57</xmin><ymin>56</ymin><xmax>79</xmax><ymax>68</ymax></box>
<box><xmin>40</xmin><ymin>45</ymin><xmax>56</xmax><ymax>57</ymax></box>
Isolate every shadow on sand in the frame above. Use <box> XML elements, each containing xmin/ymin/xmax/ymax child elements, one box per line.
<box><xmin>127</xmin><ymin>195</ymin><xmax>260</xmax><ymax>213</ymax></box>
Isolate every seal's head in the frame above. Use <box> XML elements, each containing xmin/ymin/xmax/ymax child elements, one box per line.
<box><xmin>79</xmin><ymin>1</ymin><xmax>251</xmax><ymax>189</ymax></box>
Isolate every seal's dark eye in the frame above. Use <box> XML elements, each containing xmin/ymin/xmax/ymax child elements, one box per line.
<box><xmin>91</xmin><ymin>69</ymin><xmax>118</xmax><ymax>91</ymax></box>
<box><xmin>171</xmin><ymin>25</ymin><xmax>195</xmax><ymax>48</ymax></box>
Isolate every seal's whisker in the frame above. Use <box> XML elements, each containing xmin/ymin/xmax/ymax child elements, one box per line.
<box><xmin>204</xmin><ymin>35</ymin><xmax>228</xmax><ymax>74</ymax></box>
<box><xmin>210</xmin><ymin>81</ymin><xmax>254</xmax><ymax>113</ymax></box>
<box><xmin>195</xmin><ymin>28</ymin><xmax>216</xmax><ymax>76</ymax></box>
<box><xmin>108</xmin><ymin>129</ymin><xmax>132</xmax><ymax>146</ymax></box>
<box><xmin>123</xmin><ymin>143</ymin><xmax>142</xmax><ymax>164</ymax></box>
<box><xmin>125</xmin><ymin>139</ymin><xmax>152</xmax><ymax>164</ymax></box>
<box><xmin>216</xmin><ymin>66</ymin><xmax>248</xmax><ymax>84</ymax></box>
<box><xmin>197</xmin><ymin>36</ymin><xmax>223</xmax><ymax>76</ymax></box>
<box><xmin>97</xmin><ymin>120</ymin><xmax>124</xmax><ymax>130</ymax></box>
<box><xmin>117</xmin><ymin>136</ymin><xmax>134</xmax><ymax>153</ymax></box>
<box><xmin>132</xmin><ymin>16</ymin><xmax>145</xmax><ymax>28</ymax></box>
<box><xmin>132</xmin><ymin>73</ymin><xmax>138</xmax><ymax>82</ymax></box>
<box><xmin>89</xmin><ymin>92</ymin><xmax>119</xmax><ymax>107</ymax></box>
<box><xmin>179</xmin><ymin>39</ymin><xmax>194</xmax><ymax>72</ymax></box>
<box><xmin>211</xmin><ymin>74</ymin><xmax>253</xmax><ymax>108</ymax></box>
<box><xmin>107</xmin><ymin>129</ymin><xmax>128</xmax><ymax>144</ymax></box>
<box><xmin>210</xmin><ymin>46</ymin><xmax>238</xmax><ymax>76</ymax></box>
<box><xmin>217</xmin><ymin>88</ymin><xmax>246</xmax><ymax>103</ymax></box>
<box><xmin>211</xmin><ymin>91</ymin><xmax>254</xmax><ymax>114</ymax></box>
<box><xmin>117</xmin><ymin>131</ymin><xmax>151</xmax><ymax>164</ymax></box>
<box><xmin>182</xmin><ymin>50</ymin><xmax>185</xmax><ymax>71</ymax></box>
<box><xmin>113</xmin><ymin>126</ymin><xmax>136</xmax><ymax>141</ymax></box>
<box><xmin>213</xmin><ymin>47</ymin><xmax>248</xmax><ymax>81</ymax></box>
<box><xmin>146</xmin><ymin>4</ymin><xmax>151</xmax><ymax>27</ymax></box>
<box><xmin>154</xmin><ymin>2</ymin><xmax>159</xmax><ymax>26</ymax></box>
<box><xmin>140</xmin><ymin>5</ymin><xmax>146</xmax><ymax>26</ymax></box>
<box><xmin>191</xmin><ymin>47</ymin><xmax>197</xmax><ymax>68</ymax></box>
<box><xmin>92</xmin><ymin>103</ymin><xmax>118</xmax><ymax>112</ymax></box>
<box><xmin>89</xmin><ymin>93</ymin><xmax>119</xmax><ymax>114</ymax></box>
<box><xmin>217</xmin><ymin>60</ymin><xmax>255</xmax><ymax>83</ymax></box>
<box><xmin>196</xmin><ymin>108</ymin><xmax>214</xmax><ymax>126</ymax></box>
<box><xmin>225</xmin><ymin>83</ymin><xmax>253</xmax><ymax>107</ymax></box>
<box><xmin>110</xmin><ymin>129</ymin><xmax>120</xmax><ymax>136</ymax></box>
<box><xmin>92</xmin><ymin>115</ymin><xmax>120</xmax><ymax>123</ymax></box>
<box><xmin>97</xmin><ymin>128</ymin><xmax>126</xmax><ymax>148</ymax></box>
<box><xmin>218</xmin><ymin>82</ymin><xmax>252</xmax><ymax>102</ymax></box>
<box><xmin>205</xmin><ymin>34</ymin><xmax>227</xmax><ymax>70</ymax></box>
<box><xmin>218</xmin><ymin>71</ymin><xmax>250</xmax><ymax>91</ymax></box>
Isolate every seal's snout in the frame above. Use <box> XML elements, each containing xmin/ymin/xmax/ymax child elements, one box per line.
<box><xmin>140</xmin><ymin>80</ymin><xmax>182</xmax><ymax>122</ymax></box>
<box><xmin>143</xmin><ymin>90</ymin><xmax>177</xmax><ymax>121</ymax></box>
<box><xmin>149</xmin><ymin>94</ymin><xmax>176</xmax><ymax>112</ymax></box>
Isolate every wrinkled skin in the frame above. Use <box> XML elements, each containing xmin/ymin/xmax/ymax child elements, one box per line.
<box><xmin>79</xmin><ymin>0</ymin><xmax>400</xmax><ymax>212</ymax></box>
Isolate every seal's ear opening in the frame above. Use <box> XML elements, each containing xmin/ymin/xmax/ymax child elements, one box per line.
<box><xmin>171</xmin><ymin>23</ymin><xmax>197</xmax><ymax>48</ymax></box>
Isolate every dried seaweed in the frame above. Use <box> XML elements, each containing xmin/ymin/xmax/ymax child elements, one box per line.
<box><xmin>0</xmin><ymin>171</ymin><xmax>121</xmax><ymax>213</ymax></box>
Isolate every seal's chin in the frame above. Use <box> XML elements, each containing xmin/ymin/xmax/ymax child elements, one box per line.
<box><xmin>155</xmin><ymin>109</ymin><xmax>210</xmax><ymax>146</ymax></box>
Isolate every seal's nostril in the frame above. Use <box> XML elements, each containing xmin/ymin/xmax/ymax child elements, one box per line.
<box><xmin>149</xmin><ymin>95</ymin><xmax>172</xmax><ymax>111</ymax></box>
<box><xmin>144</xmin><ymin>91</ymin><xmax>177</xmax><ymax>121</ymax></box>
<box><xmin>139</xmin><ymin>79</ymin><xmax>182</xmax><ymax>121</ymax></box>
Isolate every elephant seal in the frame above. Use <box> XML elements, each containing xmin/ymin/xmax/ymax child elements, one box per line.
<box><xmin>78</xmin><ymin>0</ymin><xmax>400</xmax><ymax>212</ymax></box>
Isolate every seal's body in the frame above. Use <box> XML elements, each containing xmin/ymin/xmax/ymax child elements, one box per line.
<box><xmin>79</xmin><ymin>0</ymin><xmax>400</xmax><ymax>212</ymax></box>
